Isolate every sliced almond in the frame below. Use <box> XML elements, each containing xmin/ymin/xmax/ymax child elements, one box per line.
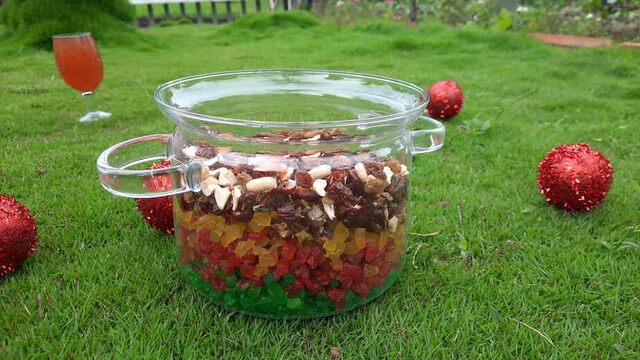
<box><xmin>309</xmin><ymin>164</ymin><xmax>332</xmax><ymax>179</ymax></box>
<box><xmin>246</xmin><ymin>177</ymin><xmax>277</xmax><ymax>193</ymax></box>
<box><xmin>214</xmin><ymin>186</ymin><xmax>231</xmax><ymax>209</ymax></box>
<box><xmin>400</xmin><ymin>164</ymin><xmax>409</xmax><ymax>176</ymax></box>
<box><xmin>231</xmin><ymin>186</ymin><xmax>242</xmax><ymax>211</ymax></box>
<box><xmin>201</xmin><ymin>176</ymin><xmax>219</xmax><ymax>196</ymax></box>
<box><xmin>383</xmin><ymin>166</ymin><xmax>394</xmax><ymax>184</ymax></box>
<box><xmin>354</xmin><ymin>162</ymin><xmax>368</xmax><ymax>182</ymax></box>
<box><xmin>182</xmin><ymin>145</ymin><xmax>198</xmax><ymax>159</ymax></box>
<box><xmin>388</xmin><ymin>216</ymin><xmax>399</xmax><ymax>233</ymax></box>
<box><xmin>322</xmin><ymin>197</ymin><xmax>335</xmax><ymax>220</ymax></box>
<box><xmin>217</xmin><ymin>168</ymin><xmax>237</xmax><ymax>187</ymax></box>
<box><xmin>312</xmin><ymin>179</ymin><xmax>327</xmax><ymax>196</ymax></box>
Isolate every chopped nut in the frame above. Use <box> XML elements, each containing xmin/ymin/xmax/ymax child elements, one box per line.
<box><xmin>354</xmin><ymin>162</ymin><xmax>368</xmax><ymax>182</ymax></box>
<box><xmin>322</xmin><ymin>197</ymin><xmax>335</xmax><ymax>220</ymax></box>
<box><xmin>217</xmin><ymin>168</ymin><xmax>237</xmax><ymax>187</ymax></box>
<box><xmin>209</xmin><ymin>167</ymin><xmax>223</xmax><ymax>178</ymax></box>
<box><xmin>303</xmin><ymin>129</ymin><xmax>324</xmax><ymax>139</ymax></box>
<box><xmin>203</xmin><ymin>157</ymin><xmax>217</xmax><ymax>167</ymax></box>
<box><xmin>214</xmin><ymin>186</ymin><xmax>231</xmax><ymax>209</ymax></box>
<box><xmin>308</xmin><ymin>204</ymin><xmax>325</xmax><ymax>223</ymax></box>
<box><xmin>231</xmin><ymin>186</ymin><xmax>241</xmax><ymax>211</ymax></box>
<box><xmin>388</xmin><ymin>216</ymin><xmax>398</xmax><ymax>233</ymax></box>
<box><xmin>301</xmin><ymin>134</ymin><xmax>321</xmax><ymax>142</ymax></box>
<box><xmin>400</xmin><ymin>164</ymin><xmax>409</xmax><ymax>176</ymax></box>
<box><xmin>301</xmin><ymin>152</ymin><xmax>321</xmax><ymax>159</ymax></box>
<box><xmin>364</xmin><ymin>175</ymin><xmax>388</xmax><ymax>194</ymax></box>
<box><xmin>309</xmin><ymin>164</ymin><xmax>332</xmax><ymax>179</ymax></box>
<box><xmin>383</xmin><ymin>166</ymin><xmax>394</xmax><ymax>184</ymax></box>
<box><xmin>251</xmin><ymin>155</ymin><xmax>288</xmax><ymax>172</ymax></box>
<box><xmin>201</xmin><ymin>165</ymin><xmax>211</xmax><ymax>181</ymax></box>
<box><xmin>284</xmin><ymin>179</ymin><xmax>297</xmax><ymax>189</ymax></box>
<box><xmin>280</xmin><ymin>167</ymin><xmax>294</xmax><ymax>181</ymax></box>
<box><xmin>312</xmin><ymin>179</ymin><xmax>327</xmax><ymax>196</ymax></box>
<box><xmin>181</xmin><ymin>145</ymin><xmax>198</xmax><ymax>159</ymax></box>
<box><xmin>246</xmin><ymin>177</ymin><xmax>277</xmax><ymax>193</ymax></box>
<box><xmin>201</xmin><ymin>176</ymin><xmax>219</xmax><ymax>196</ymax></box>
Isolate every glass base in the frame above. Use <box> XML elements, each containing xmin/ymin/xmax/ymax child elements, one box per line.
<box><xmin>79</xmin><ymin>111</ymin><xmax>111</xmax><ymax>122</ymax></box>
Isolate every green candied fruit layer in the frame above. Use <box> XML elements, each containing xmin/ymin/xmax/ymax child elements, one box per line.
<box><xmin>182</xmin><ymin>267</ymin><xmax>402</xmax><ymax>319</ymax></box>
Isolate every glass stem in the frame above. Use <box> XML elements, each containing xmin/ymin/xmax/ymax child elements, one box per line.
<box><xmin>82</xmin><ymin>91</ymin><xmax>94</xmax><ymax>115</ymax></box>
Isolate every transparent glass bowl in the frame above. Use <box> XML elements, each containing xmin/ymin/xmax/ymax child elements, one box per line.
<box><xmin>97</xmin><ymin>70</ymin><xmax>445</xmax><ymax>318</ymax></box>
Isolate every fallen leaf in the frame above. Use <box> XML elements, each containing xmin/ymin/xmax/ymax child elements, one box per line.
<box><xmin>330</xmin><ymin>347</ymin><xmax>341</xmax><ymax>360</ymax></box>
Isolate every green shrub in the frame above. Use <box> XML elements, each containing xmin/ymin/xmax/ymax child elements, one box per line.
<box><xmin>0</xmin><ymin>0</ymin><xmax>136</xmax><ymax>49</ymax></box>
<box><xmin>231</xmin><ymin>11</ymin><xmax>319</xmax><ymax>30</ymax></box>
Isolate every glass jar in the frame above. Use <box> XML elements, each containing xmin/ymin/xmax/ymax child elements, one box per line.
<box><xmin>97</xmin><ymin>70</ymin><xmax>445</xmax><ymax>318</ymax></box>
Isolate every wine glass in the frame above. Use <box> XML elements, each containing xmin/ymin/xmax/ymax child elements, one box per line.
<box><xmin>53</xmin><ymin>32</ymin><xmax>111</xmax><ymax>122</ymax></box>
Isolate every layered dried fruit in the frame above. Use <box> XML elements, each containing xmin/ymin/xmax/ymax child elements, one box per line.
<box><xmin>175</xmin><ymin>140</ymin><xmax>409</xmax><ymax>318</ymax></box>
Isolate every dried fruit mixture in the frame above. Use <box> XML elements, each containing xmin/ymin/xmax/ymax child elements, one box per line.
<box><xmin>174</xmin><ymin>130</ymin><xmax>410</xmax><ymax>317</ymax></box>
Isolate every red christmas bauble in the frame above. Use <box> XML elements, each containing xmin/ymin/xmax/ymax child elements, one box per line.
<box><xmin>135</xmin><ymin>160</ymin><xmax>174</xmax><ymax>234</ymax></box>
<box><xmin>0</xmin><ymin>195</ymin><xmax>37</xmax><ymax>277</ymax></box>
<box><xmin>426</xmin><ymin>80</ymin><xmax>464</xmax><ymax>120</ymax></box>
<box><xmin>537</xmin><ymin>143</ymin><xmax>613</xmax><ymax>212</ymax></box>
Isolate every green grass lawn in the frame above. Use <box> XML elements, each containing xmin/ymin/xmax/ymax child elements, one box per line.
<box><xmin>1</xmin><ymin>13</ymin><xmax>639</xmax><ymax>358</ymax></box>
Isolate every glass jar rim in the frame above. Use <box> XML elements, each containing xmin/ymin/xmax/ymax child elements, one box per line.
<box><xmin>153</xmin><ymin>69</ymin><xmax>429</xmax><ymax>129</ymax></box>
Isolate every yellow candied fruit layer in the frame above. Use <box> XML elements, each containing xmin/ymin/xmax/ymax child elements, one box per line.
<box><xmin>179</xmin><ymin>207</ymin><xmax>408</xmax><ymax>266</ymax></box>
<box><xmin>234</xmin><ymin>240</ymin><xmax>256</xmax><ymax>257</ymax></box>
<box><xmin>220</xmin><ymin>223</ymin><xmax>246</xmax><ymax>247</ymax></box>
<box><xmin>248</xmin><ymin>212</ymin><xmax>272</xmax><ymax>232</ymax></box>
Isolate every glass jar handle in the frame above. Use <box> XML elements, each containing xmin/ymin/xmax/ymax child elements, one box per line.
<box><xmin>96</xmin><ymin>134</ymin><xmax>203</xmax><ymax>199</ymax></box>
<box><xmin>410</xmin><ymin>116</ymin><xmax>446</xmax><ymax>154</ymax></box>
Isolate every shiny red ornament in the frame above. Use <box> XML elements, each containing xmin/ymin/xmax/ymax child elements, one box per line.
<box><xmin>135</xmin><ymin>160</ymin><xmax>174</xmax><ymax>234</ymax></box>
<box><xmin>537</xmin><ymin>143</ymin><xmax>613</xmax><ymax>212</ymax></box>
<box><xmin>426</xmin><ymin>80</ymin><xmax>464</xmax><ymax>120</ymax></box>
<box><xmin>0</xmin><ymin>195</ymin><xmax>37</xmax><ymax>277</ymax></box>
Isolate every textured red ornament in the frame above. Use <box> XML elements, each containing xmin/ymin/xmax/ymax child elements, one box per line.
<box><xmin>0</xmin><ymin>195</ymin><xmax>37</xmax><ymax>277</ymax></box>
<box><xmin>426</xmin><ymin>80</ymin><xmax>464</xmax><ymax>120</ymax></box>
<box><xmin>135</xmin><ymin>160</ymin><xmax>174</xmax><ymax>234</ymax></box>
<box><xmin>537</xmin><ymin>144</ymin><xmax>613</xmax><ymax>212</ymax></box>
